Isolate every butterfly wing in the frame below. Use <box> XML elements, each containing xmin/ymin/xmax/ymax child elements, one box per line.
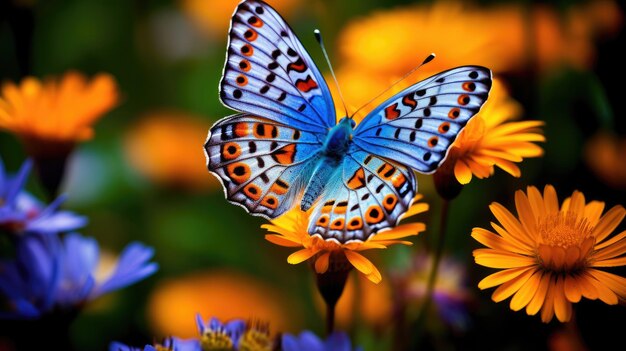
<box><xmin>205</xmin><ymin>113</ymin><xmax>321</xmax><ymax>219</ymax></box>
<box><xmin>353</xmin><ymin>66</ymin><xmax>492</xmax><ymax>173</ymax></box>
<box><xmin>308</xmin><ymin>145</ymin><xmax>416</xmax><ymax>242</ymax></box>
<box><xmin>220</xmin><ymin>0</ymin><xmax>335</xmax><ymax>134</ymax></box>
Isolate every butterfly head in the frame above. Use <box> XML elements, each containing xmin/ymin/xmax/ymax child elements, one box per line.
<box><xmin>324</xmin><ymin>117</ymin><xmax>354</xmax><ymax>157</ymax></box>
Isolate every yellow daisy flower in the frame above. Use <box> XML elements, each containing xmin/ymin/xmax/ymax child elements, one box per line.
<box><xmin>472</xmin><ymin>185</ymin><xmax>626</xmax><ymax>323</ymax></box>
<box><xmin>438</xmin><ymin>79</ymin><xmax>545</xmax><ymax>186</ymax></box>
<box><xmin>0</xmin><ymin>71</ymin><xmax>118</xmax><ymax>145</ymax></box>
<box><xmin>263</xmin><ymin>195</ymin><xmax>429</xmax><ymax>284</ymax></box>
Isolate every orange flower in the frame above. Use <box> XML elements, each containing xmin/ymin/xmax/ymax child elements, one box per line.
<box><xmin>472</xmin><ymin>185</ymin><xmax>626</xmax><ymax>323</ymax></box>
<box><xmin>584</xmin><ymin>131</ymin><xmax>626</xmax><ymax>190</ymax></box>
<box><xmin>124</xmin><ymin>111</ymin><xmax>218</xmax><ymax>191</ymax></box>
<box><xmin>442</xmin><ymin>79</ymin><xmax>544</xmax><ymax>185</ymax></box>
<box><xmin>147</xmin><ymin>269</ymin><xmax>300</xmax><ymax>338</ymax></box>
<box><xmin>263</xmin><ymin>195</ymin><xmax>429</xmax><ymax>284</ymax></box>
<box><xmin>0</xmin><ymin>71</ymin><xmax>118</xmax><ymax>143</ymax></box>
<box><xmin>179</xmin><ymin>0</ymin><xmax>303</xmax><ymax>37</ymax></box>
<box><xmin>338</xmin><ymin>2</ymin><xmax>524</xmax><ymax>78</ymax></box>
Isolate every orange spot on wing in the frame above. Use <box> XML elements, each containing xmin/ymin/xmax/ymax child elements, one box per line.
<box><xmin>295</xmin><ymin>76</ymin><xmax>318</xmax><ymax>93</ymax></box>
<box><xmin>226</xmin><ymin>162</ymin><xmax>250</xmax><ymax>185</ymax></box>
<box><xmin>333</xmin><ymin>201</ymin><xmax>348</xmax><ymax>214</ymax></box>
<box><xmin>271</xmin><ymin>144</ymin><xmax>296</xmax><ymax>165</ymax></box>
<box><xmin>316</xmin><ymin>214</ymin><xmax>330</xmax><ymax>226</ymax></box>
<box><xmin>244</xmin><ymin>29</ymin><xmax>258</xmax><ymax>42</ymax></box>
<box><xmin>239</xmin><ymin>59</ymin><xmax>251</xmax><ymax>72</ymax></box>
<box><xmin>377</xmin><ymin>163</ymin><xmax>396</xmax><ymax>180</ymax></box>
<box><xmin>234</xmin><ymin>123</ymin><xmax>248</xmax><ymax>137</ymax></box>
<box><xmin>458</xmin><ymin>94</ymin><xmax>470</xmax><ymax>106</ymax></box>
<box><xmin>221</xmin><ymin>142</ymin><xmax>242</xmax><ymax>161</ymax></box>
<box><xmin>391</xmin><ymin>173</ymin><xmax>406</xmax><ymax>189</ymax></box>
<box><xmin>462</xmin><ymin>82</ymin><xmax>476</xmax><ymax>92</ymax></box>
<box><xmin>270</xmin><ymin>179</ymin><xmax>289</xmax><ymax>195</ymax></box>
<box><xmin>322</xmin><ymin>201</ymin><xmax>334</xmax><ymax>213</ymax></box>
<box><xmin>241</xmin><ymin>44</ymin><xmax>254</xmax><ymax>56</ymax></box>
<box><xmin>243</xmin><ymin>183</ymin><xmax>262</xmax><ymax>201</ymax></box>
<box><xmin>330</xmin><ymin>218</ymin><xmax>345</xmax><ymax>230</ymax></box>
<box><xmin>402</xmin><ymin>94</ymin><xmax>417</xmax><ymax>109</ymax></box>
<box><xmin>365</xmin><ymin>205</ymin><xmax>384</xmax><ymax>224</ymax></box>
<box><xmin>287</xmin><ymin>60</ymin><xmax>307</xmax><ymax>73</ymax></box>
<box><xmin>347</xmin><ymin>217</ymin><xmax>363</xmax><ymax>230</ymax></box>
<box><xmin>235</xmin><ymin>75</ymin><xmax>248</xmax><ymax>87</ymax></box>
<box><xmin>383</xmin><ymin>194</ymin><xmax>398</xmax><ymax>212</ymax></box>
<box><xmin>428</xmin><ymin>136</ymin><xmax>438</xmax><ymax>148</ymax></box>
<box><xmin>261</xmin><ymin>195</ymin><xmax>278</xmax><ymax>209</ymax></box>
<box><xmin>384</xmin><ymin>103</ymin><xmax>401</xmax><ymax>120</ymax></box>
<box><xmin>448</xmin><ymin>108</ymin><xmax>460</xmax><ymax>119</ymax></box>
<box><xmin>438</xmin><ymin>122</ymin><xmax>450</xmax><ymax>134</ymax></box>
<box><xmin>253</xmin><ymin>123</ymin><xmax>277</xmax><ymax>139</ymax></box>
<box><xmin>248</xmin><ymin>16</ymin><xmax>263</xmax><ymax>27</ymax></box>
<box><xmin>347</xmin><ymin>167</ymin><xmax>366</xmax><ymax>190</ymax></box>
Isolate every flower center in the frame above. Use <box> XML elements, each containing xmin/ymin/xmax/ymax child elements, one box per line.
<box><xmin>200</xmin><ymin>329</ymin><xmax>234</xmax><ymax>351</ymax></box>
<box><xmin>237</xmin><ymin>327</ymin><xmax>272</xmax><ymax>351</ymax></box>
<box><xmin>536</xmin><ymin>211</ymin><xmax>595</xmax><ymax>272</ymax></box>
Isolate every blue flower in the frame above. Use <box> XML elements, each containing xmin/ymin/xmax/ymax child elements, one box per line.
<box><xmin>0</xmin><ymin>232</ymin><xmax>158</xmax><ymax>318</ymax></box>
<box><xmin>109</xmin><ymin>338</ymin><xmax>200</xmax><ymax>351</ymax></box>
<box><xmin>0</xmin><ymin>158</ymin><xmax>87</xmax><ymax>236</ymax></box>
<box><xmin>281</xmin><ymin>331</ymin><xmax>362</xmax><ymax>351</ymax></box>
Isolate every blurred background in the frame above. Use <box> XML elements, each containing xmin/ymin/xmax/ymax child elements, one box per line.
<box><xmin>1</xmin><ymin>0</ymin><xmax>625</xmax><ymax>350</ymax></box>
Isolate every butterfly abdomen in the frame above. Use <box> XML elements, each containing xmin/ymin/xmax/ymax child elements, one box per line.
<box><xmin>301</xmin><ymin>158</ymin><xmax>342</xmax><ymax>211</ymax></box>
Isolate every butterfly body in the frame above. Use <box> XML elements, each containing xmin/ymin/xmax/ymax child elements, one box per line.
<box><xmin>205</xmin><ymin>0</ymin><xmax>492</xmax><ymax>243</ymax></box>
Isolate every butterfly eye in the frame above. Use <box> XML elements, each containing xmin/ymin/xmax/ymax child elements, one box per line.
<box><xmin>350</xmin><ymin>119</ymin><xmax>356</xmax><ymax>128</ymax></box>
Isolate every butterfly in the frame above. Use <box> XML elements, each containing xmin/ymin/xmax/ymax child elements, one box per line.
<box><xmin>204</xmin><ymin>0</ymin><xmax>492</xmax><ymax>243</ymax></box>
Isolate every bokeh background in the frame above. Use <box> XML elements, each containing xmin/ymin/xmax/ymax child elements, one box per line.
<box><xmin>1</xmin><ymin>0</ymin><xmax>625</xmax><ymax>350</ymax></box>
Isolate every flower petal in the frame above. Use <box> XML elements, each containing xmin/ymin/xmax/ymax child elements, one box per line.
<box><xmin>553</xmin><ymin>276</ymin><xmax>572</xmax><ymax>322</ymax></box>
<box><xmin>510</xmin><ymin>269</ymin><xmax>542</xmax><ymax>311</ymax></box>
<box><xmin>287</xmin><ymin>249</ymin><xmax>317</xmax><ymax>265</ymax></box>
<box><xmin>478</xmin><ymin>267</ymin><xmax>533</xmax><ymax>290</ymax></box>
<box><xmin>265</xmin><ymin>234</ymin><xmax>303</xmax><ymax>248</ymax></box>
<box><xmin>526</xmin><ymin>272</ymin><xmax>551</xmax><ymax>316</ymax></box>
<box><xmin>344</xmin><ymin>250</ymin><xmax>374</xmax><ymax>275</ymax></box>
<box><xmin>314</xmin><ymin>252</ymin><xmax>330</xmax><ymax>274</ymax></box>
<box><xmin>592</xmin><ymin>205</ymin><xmax>626</xmax><ymax>243</ymax></box>
<box><xmin>491</xmin><ymin>267</ymin><xmax>535</xmax><ymax>302</ymax></box>
<box><xmin>473</xmin><ymin>249</ymin><xmax>536</xmax><ymax>268</ymax></box>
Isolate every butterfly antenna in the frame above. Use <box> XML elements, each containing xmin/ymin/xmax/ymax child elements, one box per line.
<box><xmin>350</xmin><ymin>53</ymin><xmax>436</xmax><ymax>118</ymax></box>
<box><xmin>314</xmin><ymin>29</ymin><xmax>349</xmax><ymax>117</ymax></box>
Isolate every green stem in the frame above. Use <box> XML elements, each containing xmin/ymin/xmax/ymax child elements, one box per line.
<box><xmin>410</xmin><ymin>199</ymin><xmax>451</xmax><ymax>350</ymax></box>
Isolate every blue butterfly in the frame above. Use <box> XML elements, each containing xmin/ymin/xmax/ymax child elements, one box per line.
<box><xmin>204</xmin><ymin>0</ymin><xmax>492</xmax><ymax>243</ymax></box>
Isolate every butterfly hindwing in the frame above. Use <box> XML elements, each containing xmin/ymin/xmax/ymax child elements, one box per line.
<box><xmin>205</xmin><ymin>113</ymin><xmax>320</xmax><ymax>219</ymax></box>
<box><xmin>308</xmin><ymin>145</ymin><xmax>416</xmax><ymax>242</ymax></box>
<box><xmin>353</xmin><ymin>66</ymin><xmax>492</xmax><ymax>173</ymax></box>
<box><xmin>220</xmin><ymin>0</ymin><xmax>335</xmax><ymax>135</ymax></box>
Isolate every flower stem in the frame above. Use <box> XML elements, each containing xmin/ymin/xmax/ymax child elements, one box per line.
<box><xmin>410</xmin><ymin>199</ymin><xmax>451</xmax><ymax>349</ymax></box>
<box><xmin>313</xmin><ymin>252</ymin><xmax>351</xmax><ymax>336</ymax></box>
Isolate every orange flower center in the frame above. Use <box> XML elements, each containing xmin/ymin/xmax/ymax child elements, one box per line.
<box><xmin>536</xmin><ymin>212</ymin><xmax>595</xmax><ymax>272</ymax></box>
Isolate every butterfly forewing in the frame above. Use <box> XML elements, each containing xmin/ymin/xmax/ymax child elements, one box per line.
<box><xmin>353</xmin><ymin>66</ymin><xmax>492</xmax><ymax>173</ymax></box>
<box><xmin>220</xmin><ymin>0</ymin><xmax>335</xmax><ymax>134</ymax></box>
<box><xmin>205</xmin><ymin>114</ymin><xmax>320</xmax><ymax>219</ymax></box>
<box><xmin>308</xmin><ymin>146</ymin><xmax>416</xmax><ymax>242</ymax></box>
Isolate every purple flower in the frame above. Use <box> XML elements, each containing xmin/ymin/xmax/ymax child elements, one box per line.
<box><xmin>0</xmin><ymin>158</ymin><xmax>87</xmax><ymax>236</ymax></box>
<box><xmin>0</xmin><ymin>233</ymin><xmax>158</xmax><ymax>318</ymax></box>
<box><xmin>109</xmin><ymin>338</ymin><xmax>200</xmax><ymax>351</ymax></box>
<box><xmin>281</xmin><ymin>331</ymin><xmax>362</xmax><ymax>351</ymax></box>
